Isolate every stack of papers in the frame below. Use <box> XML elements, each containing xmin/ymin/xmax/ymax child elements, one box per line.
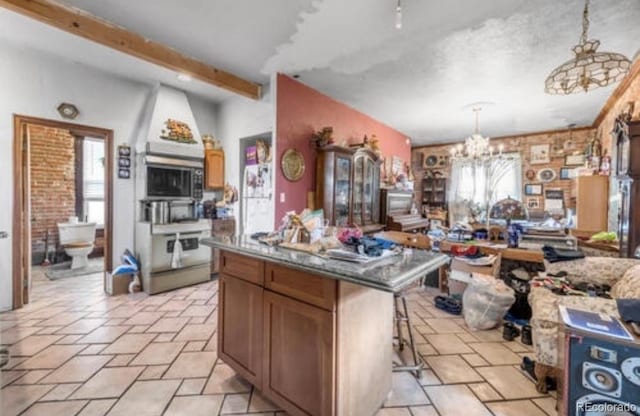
<box><xmin>559</xmin><ymin>306</ymin><xmax>633</xmax><ymax>341</ymax></box>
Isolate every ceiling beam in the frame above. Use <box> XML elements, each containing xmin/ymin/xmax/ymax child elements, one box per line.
<box><xmin>592</xmin><ymin>57</ymin><xmax>640</xmax><ymax>129</ymax></box>
<box><xmin>0</xmin><ymin>0</ymin><xmax>262</xmax><ymax>100</ymax></box>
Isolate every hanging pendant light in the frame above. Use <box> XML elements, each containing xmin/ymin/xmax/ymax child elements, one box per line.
<box><xmin>545</xmin><ymin>0</ymin><xmax>631</xmax><ymax>95</ymax></box>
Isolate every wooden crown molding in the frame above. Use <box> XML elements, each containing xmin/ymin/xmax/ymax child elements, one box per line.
<box><xmin>0</xmin><ymin>0</ymin><xmax>261</xmax><ymax>100</ymax></box>
<box><xmin>592</xmin><ymin>57</ymin><xmax>640</xmax><ymax>129</ymax></box>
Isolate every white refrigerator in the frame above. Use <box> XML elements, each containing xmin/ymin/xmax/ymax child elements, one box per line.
<box><xmin>242</xmin><ymin>164</ymin><xmax>273</xmax><ymax>236</ymax></box>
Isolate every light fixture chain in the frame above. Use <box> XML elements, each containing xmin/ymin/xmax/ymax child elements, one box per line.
<box><xmin>580</xmin><ymin>0</ymin><xmax>590</xmax><ymax>45</ymax></box>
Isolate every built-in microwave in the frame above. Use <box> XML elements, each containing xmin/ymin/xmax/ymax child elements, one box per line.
<box><xmin>144</xmin><ymin>155</ymin><xmax>203</xmax><ymax>200</ymax></box>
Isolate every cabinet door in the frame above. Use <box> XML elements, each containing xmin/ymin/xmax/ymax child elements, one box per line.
<box><xmin>218</xmin><ymin>274</ymin><xmax>263</xmax><ymax>387</ymax></box>
<box><xmin>263</xmin><ymin>291</ymin><xmax>335</xmax><ymax>416</ymax></box>
<box><xmin>364</xmin><ymin>157</ymin><xmax>377</xmax><ymax>224</ymax></box>
<box><xmin>352</xmin><ymin>156</ymin><xmax>364</xmax><ymax>225</ymax></box>
<box><xmin>334</xmin><ymin>156</ymin><xmax>352</xmax><ymax>227</ymax></box>
<box><xmin>205</xmin><ymin>150</ymin><xmax>225</xmax><ymax>189</ymax></box>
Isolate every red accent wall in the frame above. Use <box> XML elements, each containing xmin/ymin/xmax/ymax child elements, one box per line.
<box><xmin>275</xmin><ymin>74</ymin><xmax>412</xmax><ymax>221</ymax></box>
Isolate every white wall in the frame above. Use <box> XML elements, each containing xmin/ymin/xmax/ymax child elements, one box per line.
<box><xmin>214</xmin><ymin>78</ymin><xmax>275</xmax><ymax>233</ymax></box>
<box><xmin>0</xmin><ymin>41</ymin><xmax>217</xmax><ymax>311</ymax></box>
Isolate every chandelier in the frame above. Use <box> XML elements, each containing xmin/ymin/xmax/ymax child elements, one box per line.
<box><xmin>545</xmin><ymin>0</ymin><xmax>631</xmax><ymax>95</ymax></box>
<box><xmin>450</xmin><ymin>108</ymin><xmax>503</xmax><ymax>162</ymax></box>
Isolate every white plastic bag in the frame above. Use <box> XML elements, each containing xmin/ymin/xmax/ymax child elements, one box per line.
<box><xmin>462</xmin><ymin>274</ymin><xmax>516</xmax><ymax>331</ymax></box>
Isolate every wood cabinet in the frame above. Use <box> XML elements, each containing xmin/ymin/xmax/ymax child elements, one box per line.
<box><xmin>205</xmin><ymin>149</ymin><xmax>225</xmax><ymax>189</ymax></box>
<box><xmin>421</xmin><ymin>176</ymin><xmax>447</xmax><ymax>208</ymax></box>
<box><xmin>613</xmin><ymin>119</ymin><xmax>640</xmax><ymax>257</ymax></box>
<box><xmin>315</xmin><ymin>146</ymin><xmax>382</xmax><ymax>231</ymax></box>
<box><xmin>218</xmin><ymin>273</ymin><xmax>263</xmax><ymax>387</ymax></box>
<box><xmin>217</xmin><ymin>250</ymin><xmax>392</xmax><ymax>416</ymax></box>
<box><xmin>576</xmin><ymin>175</ymin><xmax>609</xmax><ymax>232</ymax></box>
<box><xmin>210</xmin><ymin>218</ymin><xmax>236</xmax><ymax>275</ymax></box>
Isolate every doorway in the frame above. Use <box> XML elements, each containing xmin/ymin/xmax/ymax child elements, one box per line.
<box><xmin>12</xmin><ymin>115</ymin><xmax>114</xmax><ymax>309</ymax></box>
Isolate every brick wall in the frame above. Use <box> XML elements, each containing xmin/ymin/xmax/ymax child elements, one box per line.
<box><xmin>29</xmin><ymin>125</ymin><xmax>77</xmax><ymax>262</ymax></box>
<box><xmin>412</xmin><ymin>127</ymin><xmax>596</xmax><ymax>219</ymax></box>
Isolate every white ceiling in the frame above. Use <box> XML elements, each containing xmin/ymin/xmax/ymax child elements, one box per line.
<box><xmin>4</xmin><ymin>0</ymin><xmax>640</xmax><ymax>145</ymax></box>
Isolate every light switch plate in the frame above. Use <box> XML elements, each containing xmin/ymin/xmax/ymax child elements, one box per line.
<box><xmin>280</xmin><ymin>193</ymin><xmax>285</xmax><ymax>203</ymax></box>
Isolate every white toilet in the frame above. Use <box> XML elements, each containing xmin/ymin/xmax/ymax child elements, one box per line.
<box><xmin>57</xmin><ymin>220</ymin><xmax>97</xmax><ymax>270</ymax></box>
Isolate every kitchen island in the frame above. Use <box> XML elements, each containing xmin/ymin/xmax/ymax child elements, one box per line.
<box><xmin>201</xmin><ymin>237</ymin><xmax>448</xmax><ymax>416</ymax></box>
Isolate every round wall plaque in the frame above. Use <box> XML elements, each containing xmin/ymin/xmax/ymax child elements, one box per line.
<box><xmin>281</xmin><ymin>148</ymin><xmax>305</xmax><ymax>182</ymax></box>
<box><xmin>537</xmin><ymin>168</ymin><xmax>556</xmax><ymax>183</ymax></box>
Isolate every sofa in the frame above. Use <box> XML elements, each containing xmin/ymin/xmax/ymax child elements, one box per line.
<box><xmin>528</xmin><ymin>257</ymin><xmax>640</xmax><ymax>368</ymax></box>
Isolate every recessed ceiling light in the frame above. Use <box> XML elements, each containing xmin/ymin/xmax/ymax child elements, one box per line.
<box><xmin>177</xmin><ymin>73</ymin><xmax>192</xmax><ymax>82</ymax></box>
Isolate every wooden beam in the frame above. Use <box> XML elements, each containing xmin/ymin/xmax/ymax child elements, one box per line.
<box><xmin>592</xmin><ymin>56</ymin><xmax>640</xmax><ymax>129</ymax></box>
<box><xmin>0</xmin><ymin>0</ymin><xmax>262</xmax><ymax>100</ymax></box>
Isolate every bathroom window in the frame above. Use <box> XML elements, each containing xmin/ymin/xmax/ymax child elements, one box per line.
<box><xmin>83</xmin><ymin>139</ymin><xmax>105</xmax><ymax>227</ymax></box>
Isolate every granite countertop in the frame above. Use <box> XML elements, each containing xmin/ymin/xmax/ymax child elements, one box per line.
<box><xmin>201</xmin><ymin>236</ymin><xmax>450</xmax><ymax>292</ymax></box>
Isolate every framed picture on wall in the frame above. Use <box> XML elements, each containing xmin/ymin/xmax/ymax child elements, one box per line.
<box><xmin>524</xmin><ymin>183</ymin><xmax>543</xmax><ymax>196</ymax></box>
<box><xmin>559</xmin><ymin>167</ymin><xmax>576</xmax><ymax>180</ymax></box>
<box><xmin>526</xmin><ymin>198</ymin><xmax>540</xmax><ymax>209</ymax></box>
<box><xmin>530</xmin><ymin>144</ymin><xmax>550</xmax><ymax>164</ymax></box>
<box><xmin>565</xmin><ymin>154</ymin><xmax>585</xmax><ymax>166</ymax></box>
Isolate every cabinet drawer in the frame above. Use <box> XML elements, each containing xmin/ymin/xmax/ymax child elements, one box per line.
<box><xmin>265</xmin><ymin>263</ymin><xmax>336</xmax><ymax>311</ymax></box>
<box><xmin>220</xmin><ymin>251</ymin><xmax>264</xmax><ymax>285</ymax></box>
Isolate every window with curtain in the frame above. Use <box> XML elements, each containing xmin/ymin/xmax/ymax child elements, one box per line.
<box><xmin>83</xmin><ymin>139</ymin><xmax>105</xmax><ymax>227</ymax></box>
<box><xmin>447</xmin><ymin>153</ymin><xmax>522</xmax><ymax>224</ymax></box>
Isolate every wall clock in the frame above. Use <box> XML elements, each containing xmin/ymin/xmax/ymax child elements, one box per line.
<box><xmin>537</xmin><ymin>168</ymin><xmax>556</xmax><ymax>183</ymax></box>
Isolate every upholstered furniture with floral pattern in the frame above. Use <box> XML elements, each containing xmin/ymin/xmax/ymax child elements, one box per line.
<box><xmin>529</xmin><ymin>257</ymin><xmax>640</xmax><ymax>368</ymax></box>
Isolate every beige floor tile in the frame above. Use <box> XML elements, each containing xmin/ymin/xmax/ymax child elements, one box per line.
<box><xmin>203</xmin><ymin>363</ymin><xmax>252</xmax><ymax>394</ymax></box>
<box><xmin>154</xmin><ymin>333</ymin><xmax>176</xmax><ymax>342</ymax></box>
<box><xmin>71</xmin><ymin>367</ymin><xmax>145</xmax><ymax>399</ymax></box>
<box><xmin>158</xmin><ymin>300</ymin><xmax>193</xmax><ymax>312</ymax></box>
<box><xmin>423</xmin><ymin>319</ymin><xmax>465</xmax><ymax>334</ymax></box>
<box><xmin>180</xmin><ymin>305</ymin><xmax>215</xmax><ymax>318</ymax></box>
<box><xmin>127</xmin><ymin>325</ymin><xmax>151</xmax><ymax>333</ymax></box>
<box><xmin>468</xmin><ymin>382</ymin><xmax>503</xmax><ymax>401</ymax></box>
<box><xmin>417</xmin><ymin>369</ymin><xmax>441</xmax><ymax>386</ymax></box>
<box><xmin>41</xmin><ymin>355</ymin><xmax>112</xmax><ymax>384</ymax></box>
<box><xmin>9</xmin><ymin>335</ymin><xmax>63</xmax><ymax>356</ymax></box>
<box><xmin>384</xmin><ymin>372</ymin><xmax>430</xmax><ymax>407</ymax></box>
<box><xmin>106</xmin><ymin>354</ymin><xmax>136</xmax><ymax>367</ymax></box>
<box><xmin>164</xmin><ymin>394</ymin><xmax>225</xmax><ymax>416</ymax></box>
<box><xmin>164</xmin><ymin>351</ymin><xmax>217</xmax><ymax>379</ymax></box>
<box><xmin>121</xmin><ymin>312</ymin><xmax>165</xmax><ymax>326</ymax></box>
<box><xmin>417</xmin><ymin>344</ymin><xmax>437</xmax><ymax>357</ymax></box>
<box><xmin>105</xmin><ymin>306</ymin><xmax>143</xmax><ymax>319</ymax></box>
<box><xmin>0</xmin><ymin>326</ymin><xmax>42</xmax><ymax>344</ymax></box>
<box><xmin>532</xmin><ymin>397</ymin><xmax>559</xmax><ymax>416</ymax></box>
<box><xmin>469</xmin><ymin>329</ymin><xmax>505</xmax><ymax>342</ymax></box>
<box><xmin>13</xmin><ymin>370</ymin><xmax>52</xmax><ymax>385</ymax></box>
<box><xmin>77</xmin><ymin>326</ymin><xmax>130</xmax><ymax>344</ymax></box>
<box><xmin>425</xmin><ymin>334</ymin><xmax>473</xmax><ymax>354</ymax></box>
<box><xmin>38</xmin><ymin>312</ymin><xmax>86</xmax><ymax>327</ymax></box>
<box><xmin>174</xmin><ymin>324</ymin><xmax>215</xmax><ymax>342</ymax></box>
<box><xmin>21</xmin><ymin>400</ymin><xmax>88</xmax><ymax>416</ymax></box>
<box><xmin>249</xmin><ymin>389</ymin><xmax>279</xmax><ymax>412</ymax></box>
<box><xmin>146</xmin><ymin>317</ymin><xmax>190</xmax><ymax>333</ymax></box>
<box><xmin>0</xmin><ymin>384</ymin><xmax>55</xmax><ymax>416</ymax></box>
<box><xmin>221</xmin><ymin>393</ymin><xmax>250</xmax><ymax>414</ymax></box>
<box><xmin>503</xmin><ymin>340</ymin><xmax>533</xmax><ymax>353</ymax></box>
<box><xmin>56</xmin><ymin>334</ymin><xmax>85</xmax><ymax>344</ymax></box>
<box><xmin>470</xmin><ymin>343</ymin><xmax>522</xmax><ymax>365</ymax></box>
<box><xmin>130</xmin><ymin>342</ymin><xmax>185</xmax><ymax>366</ymax></box>
<box><xmin>487</xmin><ymin>399</ymin><xmax>548</xmax><ymax>416</ymax></box>
<box><xmin>425</xmin><ymin>385</ymin><xmax>492</xmax><ymax>416</ymax></box>
<box><xmin>15</xmin><ymin>344</ymin><xmax>86</xmax><ymax>370</ymax></box>
<box><xmin>105</xmin><ymin>379</ymin><xmax>181</xmax><ymax>416</ymax></box>
<box><xmin>39</xmin><ymin>382</ymin><xmax>82</xmax><ymax>401</ymax></box>
<box><xmin>78</xmin><ymin>344</ymin><xmax>108</xmax><ymax>355</ymax></box>
<box><xmin>138</xmin><ymin>365</ymin><xmax>169</xmax><ymax>380</ymax></box>
<box><xmin>457</xmin><ymin>331</ymin><xmax>480</xmax><ymax>343</ymax></box>
<box><xmin>376</xmin><ymin>408</ymin><xmax>411</xmax><ymax>416</ymax></box>
<box><xmin>101</xmin><ymin>333</ymin><xmax>156</xmax><ymax>355</ymax></box>
<box><xmin>176</xmin><ymin>378</ymin><xmax>207</xmax><ymax>395</ymax></box>
<box><xmin>77</xmin><ymin>399</ymin><xmax>117</xmax><ymax>416</ymax></box>
<box><xmin>58</xmin><ymin>319</ymin><xmax>108</xmax><ymax>335</ymax></box>
<box><xmin>476</xmin><ymin>366</ymin><xmax>545</xmax><ymax>400</ymax></box>
<box><xmin>0</xmin><ymin>370</ymin><xmax>28</xmax><ymax>387</ymax></box>
<box><xmin>189</xmin><ymin>316</ymin><xmax>207</xmax><ymax>324</ymax></box>
<box><xmin>425</xmin><ymin>355</ymin><xmax>483</xmax><ymax>384</ymax></box>
<box><xmin>408</xmin><ymin>405</ymin><xmax>439</xmax><ymax>416</ymax></box>
<box><xmin>183</xmin><ymin>341</ymin><xmax>206</xmax><ymax>352</ymax></box>
<box><xmin>461</xmin><ymin>353</ymin><xmax>490</xmax><ymax>367</ymax></box>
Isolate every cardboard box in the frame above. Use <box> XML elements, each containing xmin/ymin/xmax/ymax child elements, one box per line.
<box><xmin>448</xmin><ymin>258</ymin><xmax>495</xmax><ymax>296</ymax></box>
<box><xmin>105</xmin><ymin>272</ymin><xmax>131</xmax><ymax>296</ymax></box>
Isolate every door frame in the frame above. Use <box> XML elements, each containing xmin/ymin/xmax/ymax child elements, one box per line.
<box><xmin>12</xmin><ymin>114</ymin><xmax>114</xmax><ymax>309</ymax></box>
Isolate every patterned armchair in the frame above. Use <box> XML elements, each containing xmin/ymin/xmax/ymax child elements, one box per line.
<box><xmin>528</xmin><ymin>257</ymin><xmax>640</xmax><ymax>368</ymax></box>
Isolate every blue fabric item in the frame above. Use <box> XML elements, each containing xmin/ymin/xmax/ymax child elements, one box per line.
<box><xmin>504</xmin><ymin>313</ymin><xmax>530</xmax><ymax>327</ymax></box>
<box><xmin>616</xmin><ymin>299</ymin><xmax>640</xmax><ymax>322</ymax></box>
<box><xmin>112</xmin><ymin>264</ymin><xmax>137</xmax><ymax>276</ymax></box>
<box><xmin>373</xmin><ymin>238</ymin><xmax>397</xmax><ymax>250</ymax></box>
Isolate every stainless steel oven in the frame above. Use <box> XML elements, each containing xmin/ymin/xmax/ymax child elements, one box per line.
<box><xmin>144</xmin><ymin>155</ymin><xmax>203</xmax><ymax>200</ymax></box>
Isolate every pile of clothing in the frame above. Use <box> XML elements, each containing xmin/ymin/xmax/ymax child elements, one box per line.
<box><xmin>532</xmin><ymin>273</ymin><xmax>612</xmax><ymax>298</ymax></box>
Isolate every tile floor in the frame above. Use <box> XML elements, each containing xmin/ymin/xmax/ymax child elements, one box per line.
<box><xmin>0</xmin><ymin>268</ymin><xmax>557</xmax><ymax>416</ymax></box>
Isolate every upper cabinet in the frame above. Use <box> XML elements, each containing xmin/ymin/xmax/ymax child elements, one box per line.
<box><xmin>205</xmin><ymin>149</ymin><xmax>225</xmax><ymax>189</ymax></box>
<box><xmin>316</xmin><ymin>146</ymin><xmax>382</xmax><ymax>231</ymax></box>
<box><xmin>614</xmin><ymin>119</ymin><xmax>640</xmax><ymax>178</ymax></box>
